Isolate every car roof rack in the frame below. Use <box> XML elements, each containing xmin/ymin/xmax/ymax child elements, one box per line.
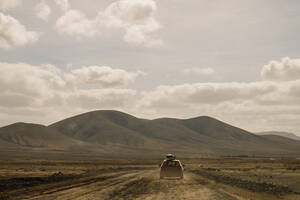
<box><xmin>166</xmin><ymin>154</ymin><xmax>176</xmax><ymax>160</ymax></box>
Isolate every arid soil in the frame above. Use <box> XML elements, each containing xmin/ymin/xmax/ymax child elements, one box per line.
<box><xmin>0</xmin><ymin>158</ymin><xmax>299</xmax><ymax>200</ymax></box>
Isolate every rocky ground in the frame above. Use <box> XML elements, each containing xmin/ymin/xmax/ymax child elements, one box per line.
<box><xmin>0</xmin><ymin>158</ymin><xmax>299</xmax><ymax>200</ymax></box>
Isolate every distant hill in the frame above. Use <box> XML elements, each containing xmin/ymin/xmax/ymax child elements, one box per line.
<box><xmin>50</xmin><ymin>110</ymin><xmax>300</xmax><ymax>157</ymax></box>
<box><xmin>0</xmin><ymin>123</ymin><xmax>98</xmax><ymax>152</ymax></box>
<box><xmin>50</xmin><ymin>111</ymin><xmax>148</xmax><ymax>147</ymax></box>
<box><xmin>1</xmin><ymin>110</ymin><xmax>300</xmax><ymax>158</ymax></box>
<box><xmin>256</xmin><ymin>131</ymin><xmax>300</xmax><ymax>141</ymax></box>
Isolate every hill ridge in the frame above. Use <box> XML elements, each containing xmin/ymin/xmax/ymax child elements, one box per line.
<box><xmin>0</xmin><ymin>110</ymin><xmax>300</xmax><ymax>157</ymax></box>
<box><xmin>256</xmin><ymin>131</ymin><xmax>300</xmax><ymax>141</ymax></box>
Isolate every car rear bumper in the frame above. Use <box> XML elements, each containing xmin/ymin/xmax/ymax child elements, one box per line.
<box><xmin>160</xmin><ymin>169</ymin><xmax>183</xmax><ymax>179</ymax></box>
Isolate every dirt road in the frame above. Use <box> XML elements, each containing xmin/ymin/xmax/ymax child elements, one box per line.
<box><xmin>1</xmin><ymin>158</ymin><xmax>299</xmax><ymax>200</ymax></box>
<box><xmin>2</xmin><ymin>167</ymin><xmax>299</xmax><ymax>200</ymax></box>
<box><xmin>5</xmin><ymin>169</ymin><xmax>236</xmax><ymax>200</ymax></box>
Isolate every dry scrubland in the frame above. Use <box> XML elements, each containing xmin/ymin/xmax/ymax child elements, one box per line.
<box><xmin>0</xmin><ymin>157</ymin><xmax>299</xmax><ymax>200</ymax></box>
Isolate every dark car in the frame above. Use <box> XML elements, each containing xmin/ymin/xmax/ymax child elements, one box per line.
<box><xmin>159</xmin><ymin>154</ymin><xmax>184</xmax><ymax>179</ymax></box>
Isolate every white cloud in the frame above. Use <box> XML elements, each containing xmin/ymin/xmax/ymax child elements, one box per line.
<box><xmin>54</xmin><ymin>0</ymin><xmax>69</xmax><ymax>12</ymax></box>
<box><xmin>139</xmin><ymin>82</ymin><xmax>278</xmax><ymax>108</ymax></box>
<box><xmin>35</xmin><ymin>0</ymin><xmax>51</xmax><ymax>21</ymax></box>
<box><xmin>0</xmin><ymin>63</ymin><xmax>65</xmax><ymax>99</ymax></box>
<box><xmin>261</xmin><ymin>57</ymin><xmax>300</xmax><ymax>82</ymax></box>
<box><xmin>67</xmin><ymin>89</ymin><xmax>137</xmax><ymax>109</ymax></box>
<box><xmin>55</xmin><ymin>0</ymin><xmax>162</xmax><ymax>46</ymax></box>
<box><xmin>0</xmin><ymin>62</ymin><xmax>140</xmax><ymax>112</ymax></box>
<box><xmin>183</xmin><ymin>67</ymin><xmax>215</xmax><ymax>76</ymax></box>
<box><xmin>0</xmin><ymin>62</ymin><xmax>143</xmax><ymax>125</ymax></box>
<box><xmin>103</xmin><ymin>0</ymin><xmax>162</xmax><ymax>46</ymax></box>
<box><xmin>70</xmin><ymin>66</ymin><xmax>144</xmax><ymax>87</ymax></box>
<box><xmin>0</xmin><ymin>12</ymin><xmax>39</xmax><ymax>49</ymax></box>
<box><xmin>0</xmin><ymin>0</ymin><xmax>22</xmax><ymax>11</ymax></box>
<box><xmin>134</xmin><ymin>56</ymin><xmax>300</xmax><ymax>134</ymax></box>
<box><xmin>104</xmin><ymin>0</ymin><xmax>157</xmax><ymax>26</ymax></box>
<box><xmin>136</xmin><ymin>78</ymin><xmax>300</xmax><ymax>134</ymax></box>
<box><xmin>55</xmin><ymin>10</ymin><xmax>98</xmax><ymax>38</ymax></box>
<box><xmin>1</xmin><ymin>57</ymin><xmax>300</xmax><ymax>134</ymax></box>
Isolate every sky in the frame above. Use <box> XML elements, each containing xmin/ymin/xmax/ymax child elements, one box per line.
<box><xmin>1</xmin><ymin>0</ymin><xmax>300</xmax><ymax>136</ymax></box>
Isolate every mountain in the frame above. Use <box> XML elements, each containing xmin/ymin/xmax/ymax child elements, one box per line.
<box><xmin>49</xmin><ymin>110</ymin><xmax>300</xmax><ymax>157</ymax></box>
<box><xmin>50</xmin><ymin>111</ymin><xmax>148</xmax><ymax>147</ymax></box>
<box><xmin>261</xmin><ymin>135</ymin><xmax>300</xmax><ymax>147</ymax></box>
<box><xmin>0</xmin><ymin>122</ymin><xmax>98</xmax><ymax>152</ymax></box>
<box><xmin>1</xmin><ymin>110</ymin><xmax>300</xmax><ymax>158</ymax></box>
<box><xmin>256</xmin><ymin>131</ymin><xmax>300</xmax><ymax>141</ymax></box>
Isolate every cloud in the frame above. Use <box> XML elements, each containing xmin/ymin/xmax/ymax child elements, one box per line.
<box><xmin>70</xmin><ymin>66</ymin><xmax>144</xmax><ymax>87</ymax></box>
<box><xmin>55</xmin><ymin>0</ymin><xmax>162</xmax><ymax>46</ymax></box>
<box><xmin>183</xmin><ymin>67</ymin><xmax>215</xmax><ymax>76</ymax></box>
<box><xmin>0</xmin><ymin>62</ymin><xmax>143</xmax><ymax>125</ymax></box>
<box><xmin>0</xmin><ymin>12</ymin><xmax>39</xmax><ymax>49</ymax></box>
<box><xmin>135</xmin><ymin>56</ymin><xmax>300</xmax><ymax>133</ymax></box>
<box><xmin>1</xmin><ymin>57</ymin><xmax>300</xmax><ymax>134</ymax></box>
<box><xmin>139</xmin><ymin>82</ymin><xmax>278</xmax><ymax>108</ymax></box>
<box><xmin>261</xmin><ymin>57</ymin><xmax>300</xmax><ymax>82</ymax></box>
<box><xmin>104</xmin><ymin>0</ymin><xmax>157</xmax><ymax>26</ymax></box>
<box><xmin>54</xmin><ymin>0</ymin><xmax>69</xmax><ymax>12</ymax></box>
<box><xmin>0</xmin><ymin>63</ymin><xmax>64</xmax><ymax>99</ymax></box>
<box><xmin>0</xmin><ymin>62</ymin><xmax>140</xmax><ymax>112</ymax></box>
<box><xmin>55</xmin><ymin>10</ymin><xmax>98</xmax><ymax>38</ymax></box>
<box><xmin>138</xmin><ymin>78</ymin><xmax>300</xmax><ymax>111</ymax></box>
<box><xmin>67</xmin><ymin>89</ymin><xmax>137</xmax><ymax>109</ymax></box>
<box><xmin>35</xmin><ymin>0</ymin><xmax>51</xmax><ymax>21</ymax></box>
<box><xmin>103</xmin><ymin>0</ymin><xmax>162</xmax><ymax>46</ymax></box>
<box><xmin>0</xmin><ymin>0</ymin><xmax>22</xmax><ymax>11</ymax></box>
<box><xmin>136</xmin><ymin>78</ymin><xmax>300</xmax><ymax>134</ymax></box>
<box><xmin>0</xmin><ymin>93</ymin><xmax>36</xmax><ymax>108</ymax></box>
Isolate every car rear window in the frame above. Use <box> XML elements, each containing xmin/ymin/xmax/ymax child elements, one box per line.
<box><xmin>162</xmin><ymin>160</ymin><xmax>180</xmax><ymax>167</ymax></box>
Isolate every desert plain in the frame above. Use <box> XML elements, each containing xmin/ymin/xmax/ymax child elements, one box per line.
<box><xmin>0</xmin><ymin>156</ymin><xmax>299</xmax><ymax>200</ymax></box>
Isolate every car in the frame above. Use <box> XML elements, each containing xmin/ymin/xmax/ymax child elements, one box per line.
<box><xmin>159</xmin><ymin>154</ymin><xmax>184</xmax><ymax>179</ymax></box>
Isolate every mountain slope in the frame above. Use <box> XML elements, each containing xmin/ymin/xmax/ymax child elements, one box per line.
<box><xmin>50</xmin><ymin>110</ymin><xmax>150</xmax><ymax>147</ymax></box>
<box><xmin>50</xmin><ymin>110</ymin><xmax>300</xmax><ymax>157</ymax></box>
<box><xmin>0</xmin><ymin>122</ymin><xmax>96</xmax><ymax>151</ymax></box>
<box><xmin>256</xmin><ymin>131</ymin><xmax>300</xmax><ymax>141</ymax></box>
<box><xmin>261</xmin><ymin>135</ymin><xmax>300</xmax><ymax>147</ymax></box>
<box><xmin>1</xmin><ymin>110</ymin><xmax>299</xmax><ymax>157</ymax></box>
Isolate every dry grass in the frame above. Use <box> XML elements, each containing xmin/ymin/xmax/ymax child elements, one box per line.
<box><xmin>0</xmin><ymin>157</ymin><xmax>299</xmax><ymax>200</ymax></box>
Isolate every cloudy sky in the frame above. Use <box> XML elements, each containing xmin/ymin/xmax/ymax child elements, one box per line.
<box><xmin>1</xmin><ymin>0</ymin><xmax>300</xmax><ymax>136</ymax></box>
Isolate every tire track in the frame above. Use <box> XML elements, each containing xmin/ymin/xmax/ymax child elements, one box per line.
<box><xmin>11</xmin><ymin>169</ymin><xmax>241</xmax><ymax>200</ymax></box>
<box><xmin>104</xmin><ymin>170</ymin><xmax>238</xmax><ymax>200</ymax></box>
<box><xmin>17</xmin><ymin>171</ymin><xmax>141</xmax><ymax>200</ymax></box>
